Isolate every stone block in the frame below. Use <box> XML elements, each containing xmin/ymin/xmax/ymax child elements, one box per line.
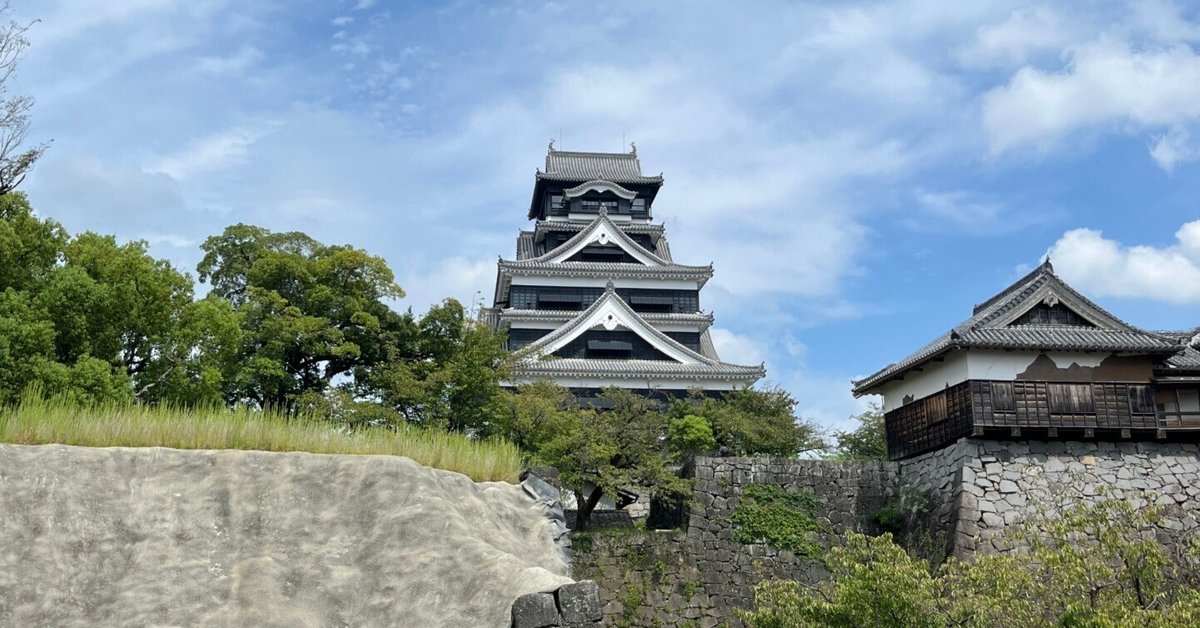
<box><xmin>511</xmin><ymin>592</ymin><xmax>560</xmax><ymax>628</ymax></box>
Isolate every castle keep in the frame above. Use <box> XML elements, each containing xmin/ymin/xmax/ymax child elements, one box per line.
<box><xmin>488</xmin><ymin>145</ymin><xmax>764</xmax><ymax>400</ymax></box>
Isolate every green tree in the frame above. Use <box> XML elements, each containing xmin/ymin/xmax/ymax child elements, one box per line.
<box><xmin>670</xmin><ymin>387</ymin><xmax>825</xmax><ymax>457</ymax></box>
<box><xmin>667</xmin><ymin>413</ymin><xmax>716</xmax><ymax>466</ymax></box>
<box><xmin>198</xmin><ymin>223</ymin><xmax>409</xmax><ymax>409</ymax></box>
<box><xmin>360</xmin><ymin>298</ymin><xmax>510</xmax><ymax>432</ymax></box>
<box><xmin>492</xmin><ymin>380</ymin><xmax>578</xmax><ymax>455</ymax></box>
<box><xmin>0</xmin><ymin>193</ymin><xmax>64</xmax><ymax>292</ymax></box>
<box><xmin>832</xmin><ymin>402</ymin><xmax>887</xmax><ymax>461</ymax></box>
<box><xmin>535</xmin><ymin>388</ymin><xmax>687</xmax><ymax>530</ymax></box>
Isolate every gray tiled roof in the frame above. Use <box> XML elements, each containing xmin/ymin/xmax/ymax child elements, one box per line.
<box><xmin>498</xmin><ymin>259</ymin><xmax>713</xmax><ymax>281</ymax></box>
<box><xmin>535</xmin><ymin>220</ymin><xmax>664</xmax><ymax>236</ymax></box>
<box><xmin>539</xmin><ymin>150</ymin><xmax>664</xmax><ymax>185</ymax></box>
<box><xmin>852</xmin><ymin>260</ymin><xmax>1183</xmax><ymax>395</ymax></box>
<box><xmin>1166</xmin><ymin>345</ymin><xmax>1200</xmax><ymax>370</ymax></box>
<box><xmin>516</xmin><ymin>231</ymin><xmax>536</xmax><ymax>260</ymax></box>
<box><xmin>699</xmin><ymin>329</ymin><xmax>719</xmax><ymax>360</ymax></box>
<box><xmin>532</xmin><ymin>220</ymin><xmax>672</xmax><ymax>260</ymax></box>
<box><xmin>1159</xmin><ymin>329</ymin><xmax>1200</xmax><ymax>371</ymax></box>
<box><xmin>517</xmin><ymin>358</ymin><xmax>765</xmax><ymax>380</ymax></box>
<box><xmin>499</xmin><ymin>309</ymin><xmax>713</xmax><ymax>327</ymax></box>
<box><xmin>511</xmin><ymin>289</ymin><xmax>763</xmax><ymax>383</ymax></box>
<box><xmin>516</xmin><ymin>212</ymin><xmax>675</xmax><ymax>266</ymax></box>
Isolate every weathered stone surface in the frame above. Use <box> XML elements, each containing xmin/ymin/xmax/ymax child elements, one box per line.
<box><xmin>0</xmin><ymin>444</ymin><xmax>572</xmax><ymax>628</ymax></box>
<box><xmin>557</xmin><ymin>580</ymin><xmax>602</xmax><ymax>624</ymax></box>
<box><xmin>512</xmin><ymin>592</ymin><xmax>561</xmax><ymax>628</ymax></box>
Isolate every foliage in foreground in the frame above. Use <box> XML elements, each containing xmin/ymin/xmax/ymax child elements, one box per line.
<box><xmin>0</xmin><ymin>392</ymin><xmax>522</xmax><ymax>483</ymax></box>
<box><xmin>830</xmin><ymin>401</ymin><xmax>886</xmax><ymax>461</ymax></box>
<box><xmin>740</xmin><ymin>498</ymin><xmax>1200</xmax><ymax>627</ymax></box>
<box><xmin>502</xmin><ymin>383</ymin><xmax>826</xmax><ymax>530</ymax></box>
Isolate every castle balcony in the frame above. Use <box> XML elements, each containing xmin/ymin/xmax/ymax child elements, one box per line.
<box><xmin>886</xmin><ymin>380</ymin><xmax>1200</xmax><ymax>461</ymax></box>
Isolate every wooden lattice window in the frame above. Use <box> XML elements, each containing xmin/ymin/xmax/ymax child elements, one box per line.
<box><xmin>1048</xmin><ymin>383</ymin><xmax>1094</xmax><ymax>413</ymax></box>
<box><xmin>1127</xmin><ymin>385</ymin><xmax>1155</xmax><ymax>414</ymax></box>
<box><xmin>925</xmin><ymin>391</ymin><xmax>948</xmax><ymax>423</ymax></box>
<box><xmin>991</xmin><ymin>382</ymin><xmax>1015</xmax><ymax>412</ymax></box>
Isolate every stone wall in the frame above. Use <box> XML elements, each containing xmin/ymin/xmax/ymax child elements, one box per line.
<box><xmin>572</xmin><ymin>439</ymin><xmax>1200</xmax><ymax>626</ymax></box>
<box><xmin>571</xmin><ymin>531</ymin><xmax>719</xmax><ymax>628</ymax></box>
<box><xmin>511</xmin><ymin>581</ymin><xmax>603</xmax><ymax>628</ymax></box>
<box><xmin>954</xmin><ymin>439</ymin><xmax>1200</xmax><ymax>555</ymax></box>
<box><xmin>687</xmin><ymin>458</ymin><xmax>897</xmax><ymax>623</ymax></box>
<box><xmin>897</xmin><ymin>438</ymin><xmax>982</xmax><ymax>562</ymax></box>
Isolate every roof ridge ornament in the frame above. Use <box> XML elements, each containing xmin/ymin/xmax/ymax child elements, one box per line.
<box><xmin>630</xmin><ymin>141</ymin><xmax>636</xmax><ymax>156</ymax></box>
<box><xmin>1042</xmin><ymin>256</ymin><xmax>1054</xmax><ymax>273</ymax></box>
<box><xmin>548</xmin><ymin>138</ymin><xmax>555</xmax><ymax>152</ymax></box>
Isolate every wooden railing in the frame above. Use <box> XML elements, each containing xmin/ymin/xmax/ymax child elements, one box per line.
<box><xmin>1157</xmin><ymin>411</ymin><xmax>1200</xmax><ymax>429</ymax></box>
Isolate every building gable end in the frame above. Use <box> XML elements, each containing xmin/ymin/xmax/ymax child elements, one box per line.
<box><xmin>538</xmin><ymin>213</ymin><xmax>668</xmax><ymax>266</ymax></box>
<box><xmin>516</xmin><ymin>290</ymin><xmax>712</xmax><ymax>365</ymax></box>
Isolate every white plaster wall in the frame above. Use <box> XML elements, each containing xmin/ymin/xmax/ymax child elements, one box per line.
<box><xmin>880</xmin><ymin>351</ymin><xmax>969</xmax><ymax>412</ymax></box>
<box><xmin>965</xmin><ymin>350</ymin><xmax>1107</xmax><ymax>381</ymax></box>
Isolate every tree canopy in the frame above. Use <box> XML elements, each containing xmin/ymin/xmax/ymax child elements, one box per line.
<box><xmin>831</xmin><ymin>402</ymin><xmax>887</xmax><ymax>461</ymax></box>
<box><xmin>0</xmin><ymin>196</ymin><xmax>512</xmax><ymax>430</ymax></box>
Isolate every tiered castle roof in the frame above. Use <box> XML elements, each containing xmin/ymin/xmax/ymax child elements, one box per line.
<box><xmin>493</xmin><ymin>145</ymin><xmax>763</xmax><ymax>393</ymax></box>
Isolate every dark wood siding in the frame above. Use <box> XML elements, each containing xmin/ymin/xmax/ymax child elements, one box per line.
<box><xmin>664</xmin><ymin>332</ymin><xmax>701</xmax><ymax>352</ymax></box>
<box><xmin>886</xmin><ymin>380</ymin><xmax>1175</xmax><ymax>460</ymax></box>
<box><xmin>552</xmin><ymin>330</ymin><xmax>672</xmax><ymax>360</ymax></box>
<box><xmin>507</xmin><ymin>328</ymin><xmax>551</xmax><ymax>350</ymax></box>
<box><xmin>885</xmin><ymin>382</ymin><xmax>973</xmax><ymax>460</ymax></box>
<box><xmin>509</xmin><ymin>286</ymin><xmax>699</xmax><ymax>313</ymax></box>
<box><xmin>970</xmin><ymin>380</ymin><xmax>1157</xmax><ymax>430</ymax></box>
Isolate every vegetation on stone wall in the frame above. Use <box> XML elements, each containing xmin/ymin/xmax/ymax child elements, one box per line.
<box><xmin>570</xmin><ymin>529</ymin><xmax>720</xmax><ymax>628</ymax></box>
<box><xmin>731</xmin><ymin>483</ymin><xmax>825</xmax><ymax>557</ymax></box>
<box><xmin>740</xmin><ymin>498</ymin><xmax>1200</xmax><ymax>627</ymax></box>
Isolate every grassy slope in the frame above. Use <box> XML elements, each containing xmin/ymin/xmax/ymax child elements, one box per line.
<box><xmin>0</xmin><ymin>395</ymin><xmax>522</xmax><ymax>483</ymax></box>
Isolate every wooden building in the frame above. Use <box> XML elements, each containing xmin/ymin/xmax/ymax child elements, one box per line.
<box><xmin>853</xmin><ymin>260</ymin><xmax>1200</xmax><ymax>460</ymax></box>
<box><xmin>487</xmin><ymin>144</ymin><xmax>764</xmax><ymax>400</ymax></box>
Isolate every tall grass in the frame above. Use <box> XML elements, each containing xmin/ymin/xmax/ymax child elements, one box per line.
<box><xmin>0</xmin><ymin>392</ymin><xmax>522</xmax><ymax>483</ymax></box>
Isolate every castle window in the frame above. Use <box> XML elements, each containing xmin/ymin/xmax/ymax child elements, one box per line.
<box><xmin>991</xmin><ymin>382</ymin><xmax>1015</xmax><ymax>412</ymax></box>
<box><xmin>1127</xmin><ymin>385</ymin><xmax>1155</xmax><ymax>414</ymax></box>
<box><xmin>580</xmin><ymin>199</ymin><xmax>619</xmax><ymax>213</ymax></box>
<box><xmin>1048</xmin><ymin>383</ymin><xmax>1094</xmax><ymax>413</ymax></box>
<box><xmin>587</xmin><ymin>339</ymin><xmax>632</xmax><ymax>358</ymax></box>
<box><xmin>924</xmin><ymin>391</ymin><xmax>948</xmax><ymax>423</ymax></box>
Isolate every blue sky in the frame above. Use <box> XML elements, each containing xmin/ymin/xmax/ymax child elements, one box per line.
<box><xmin>11</xmin><ymin>0</ymin><xmax>1200</xmax><ymax>431</ymax></box>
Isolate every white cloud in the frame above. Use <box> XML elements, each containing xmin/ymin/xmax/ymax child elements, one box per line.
<box><xmin>1047</xmin><ymin>220</ymin><xmax>1200</xmax><ymax>304</ymax></box>
<box><xmin>708</xmin><ymin>328</ymin><xmax>765</xmax><ymax>366</ymax></box>
<box><xmin>1149</xmin><ymin>125</ymin><xmax>1200</xmax><ymax>171</ymax></box>
<box><xmin>958</xmin><ymin>7</ymin><xmax>1072</xmax><ymax>69</ymax></box>
<box><xmin>195</xmin><ymin>45</ymin><xmax>263</xmax><ymax>75</ymax></box>
<box><xmin>148</xmin><ymin>125</ymin><xmax>274</xmax><ymax>180</ymax></box>
<box><xmin>400</xmin><ymin>256</ymin><xmax>498</xmax><ymax>315</ymax></box>
<box><xmin>983</xmin><ymin>41</ymin><xmax>1200</xmax><ymax>164</ymax></box>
